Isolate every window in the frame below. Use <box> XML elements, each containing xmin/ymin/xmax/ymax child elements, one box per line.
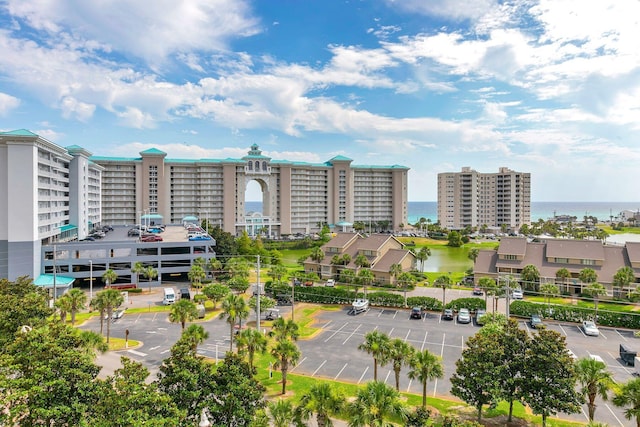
<box><xmin>554</xmin><ymin>258</ymin><xmax>569</xmax><ymax>264</ymax></box>
<box><xmin>582</xmin><ymin>259</ymin><xmax>595</xmax><ymax>265</ymax></box>
<box><xmin>503</xmin><ymin>254</ymin><xmax>517</xmax><ymax>260</ymax></box>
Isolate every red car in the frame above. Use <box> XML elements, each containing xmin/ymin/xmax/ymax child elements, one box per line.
<box><xmin>141</xmin><ymin>234</ymin><xmax>163</xmax><ymax>242</ymax></box>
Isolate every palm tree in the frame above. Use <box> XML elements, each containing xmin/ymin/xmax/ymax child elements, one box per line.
<box><xmin>467</xmin><ymin>248</ymin><xmax>480</xmax><ymax>263</ymax></box>
<box><xmin>296</xmin><ymin>382</ymin><xmax>344</xmax><ymax>427</ymax></box>
<box><xmin>354</xmin><ymin>254</ymin><xmax>370</xmax><ymax>270</ymax></box>
<box><xmin>434</xmin><ymin>274</ymin><xmax>451</xmax><ymax>309</ymax></box>
<box><xmin>188</xmin><ymin>264</ymin><xmax>206</xmax><ymax>289</ymax></box>
<box><xmin>348</xmin><ymin>381</ymin><xmax>406</xmax><ymax>427</ymax></box>
<box><xmin>169</xmin><ymin>299</ymin><xmax>198</xmax><ymax>331</ymax></box>
<box><xmin>236</xmin><ymin>328</ymin><xmax>268</xmax><ymax>370</ymax></box>
<box><xmin>384</xmin><ymin>338</ymin><xmax>415</xmax><ymax>391</ymax></box>
<box><xmin>310</xmin><ymin>247</ymin><xmax>325</xmax><ymax>264</ymax></box>
<box><xmin>269</xmin><ymin>317</ymin><xmax>300</xmax><ymax>342</ymax></box>
<box><xmin>521</xmin><ymin>264</ymin><xmax>540</xmax><ymax>291</ymax></box>
<box><xmin>408</xmin><ymin>349</ymin><xmax>444</xmax><ymax>408</ymax></box>
<box><xmin>131</xmin><ymin>261</ymin><xmax>146</xmax><ymax>290</ymax></box>
<box><xmin>65</xmin><ymin>288</ymin><xmax>87</xmax><ymax>325</ymax></box>
<box><xmin>54</xmin><ymin>295</ymin><xmax>72</xmax><ymax>323</ymax></box>
<box><xmin>219</xmin><ymin>293</ymin><xmax>249</xmax><ymax>351</ymax></box>
<box><xmin>358</xmin><ymin>331</ymin><xmax>390</xmax><ymax>381</ymax></box>
<box><xmin>398</xmin><ymin>272</ymin><xmax>416</xmax><ymax>308</ymax></box>
<box><xmin>142</xmin><ymin>265</ymin><xmax>158</xmax><ymax>294</ymax></box>
<box><xmin>180</xmin><ymin>324</ymin><xmax>209</xmax><ymax>352</ymax></box>
<box><xmin>268</xmin><ymin>264</ymin><xmax>288</xmax><ymax>286</ymax></box>
<box><xmin>580</xmin><ymin>268</ymin><xmax>598</xmax><ymax>285</ymax></box>
<box><xmin>388</xmin><ymin>263</ymin><xmax>402</xmax><ymax>286</ymax></box>
<box><xmin>555</xmin><ymin>268</ymin><xmax>572</xmax><ymax>293</ymax></box>
<box><xmin>207</xmin><ymin>258</ymin><xmax>223</xmax><ymax>280</ymax></box>
<box><xmin>357</xmin><ymin>268</ymin><xmax>374</xmax><ymax>298</ymax></box>
<box><xmin>271</xmin><ymin>339</ymin><xmax>301</xmax><ymax>395</ymax></box>
<box><xmin>576</xmin><ymin>357</ymin><xmax>615</xmax><ymax>422</ymax></box>
<box><xmin>268</xmin><ymin>399</ymin><xmax>296</xmax><ymax>427</ymax></box>
<box><xmin>101</xmin><ymin>268</ymin><xmax>118</xmax><ymax>288</ymax></box>
<box><xmin>99</xmin><ymin>288</ymin><xmax>124</xmax><ymax>343</ymax></box>
<box><xmin>584</xmin><ymin>283</ymin><xmax>607</xmax><ymax>321</ymax></box>
<box><xmin>91</xmin><ymin>293</ymin><xmax>107</xmax><ymax>335</ymax></box>
<box><xmin>614</xmin><ymin>266</ymin><xmax>636</xmax><ymax>297</ymax></box>
<box><xmin>415</xmin><ymin>247</ymin><xmax>431</xmax><ymax>273</ymax></box>
<box><xmin>614</xmin><ymin>377</ymin><xmax>640</xmax><ymax>427</ymax></box>
<box><xmin>539</xmin><ymin>282</ymin><xmax>560</xmax><ymax>314</ymax></box>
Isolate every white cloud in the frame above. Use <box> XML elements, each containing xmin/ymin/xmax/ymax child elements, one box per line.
<box><xmin>385</xmin><ymin>0</ymin><xmax>498</xmax><ymax>22</ymax></box>
<box><xmin>5</xmin><ymin>0</ymin><xmax>261</xmax><ymax>66</ymax></box>
<box><xmin>0</xmin><ymin>92</ymin><xmax>20</xmax><ymax>115</ymax></box>
<box><xmin>60</xmin><ymin>96</ymin><xmax>95</xmax><ymax>121</ymax></box>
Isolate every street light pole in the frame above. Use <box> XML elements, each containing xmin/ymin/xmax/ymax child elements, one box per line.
<box><xmin>52</xmin><ymin>243</ymin><xmax>57</xmax><ymax>303</ymax></box>
<box><xmin>256</xmin><ymin>255</ymin><xmax>261</xmax><ymax>332</ymax></box>
<box><xmin>89</xmin><ymin>260</ymin><xmax>93</xmax><ymax>300</ymax></box>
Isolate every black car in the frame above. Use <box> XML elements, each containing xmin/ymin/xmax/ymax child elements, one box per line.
<box><xmin>128</xmin><ymin>228</ymin><xmax>141</xmax><ymax>236</ymax></box>
<box><xmin>442</xmin><ymin>308</ymin><xmax>454</xmax><ymax>320</ymax></box>
<box><xmin>179</xmin><ymin>288</ymin><xmax>191</xmax><ymax>300</ymax></box>
<box><xmin>410</xmin><ymin>307</ymin><xmax>423</xmax><ymax>319</ymax></box>
<box><xmin>475</xmin><ymin>309</ymin><xmax>487</xmax><ymax>326</ymax></box>
<box><xmin>530</xmin><ymin>314</ymin><xmax>544</xmax><ymax>329</ymax></box>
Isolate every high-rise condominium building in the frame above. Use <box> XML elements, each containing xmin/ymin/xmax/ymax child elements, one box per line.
<box><xmin>0</xmin><ymin>130</ymin><xmax>103</xmax><ymax>280</ymax></box>
<box><xmin>437</xmin><ymin>167</ymin><xmax>530</xmax><ymax>230</ymax></box>
<box><xmin>92</xmin><ymin>144</ymin><xmax>409</xmax><ymax>237</ymax></box>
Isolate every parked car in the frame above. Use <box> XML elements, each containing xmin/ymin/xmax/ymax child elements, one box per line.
<box><xmin>442</xmin><ymin>308</ymin><xmax>454</xmax><ymax>320</ymax></box>
<box><xmin>457</xmin><ymin>308</ymin><xmax>471</xmax><ymax>324</ymax></box>
<box><xmin>472</xmin><ymin>286</ymin><xmax>483</xmax><ymax>295</ymax></box>
<box><xmin>511</xmin><ymin>288</ymin><xmax>524</xmax><ymax>299</ymax></box>
<box><xmin>179</xmin><ymin>287</ymin><xmax>191</xmax><ymax>300</ymax></box>
<box><xmin>475</xmin><ymin>309</ymin><xmax>487</xmax><ymax>325</ymax></box>
<box><xmin>530</xmin><ymin>314</ymin><xmax>544</xmax><ymax>329</ymax></box>
<box><xmin>410</xmin><ymin>307</ymin><xmax>423</xmax><ymax>319</ymax></box>
<box><xmin>141</xmin><ymin>234</ymin><xmax>163</xmax><ymax>242</ymax></box>
<box><xmin>128</xmin><ymin>228</ymin><xmax>141</xmax><ymax>236</ymax></box>
<box><xmin>189</xmin><ymin>234</ymin><xmax>212</xmax><ymax>241</ymax></box>
<box><xmin>582</xmin><ymin>320</ymin><xmax>600</xmax><ymax>336</ymax></box>
<box><xmin>325</xmin><ymin>279</ymin><xmax>335</xmax><ymax>287</ymax></box>
<box><xmin>303</xmin><ymin>280</ymin><xmax>314</xmax><ymax>287</ymax></box>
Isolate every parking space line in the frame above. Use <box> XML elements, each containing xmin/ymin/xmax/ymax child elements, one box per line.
<box><xmin>135</xmin><ymin>314</ymin><xmax>142</xmax><ymax>323</ymax></box>
<box><xmin>160</xmin><ymin>349</ymin><xmax>170</xmax><ymax>354</ymax></box>
<box><xmin>605</xmin><ymin>403</ymin><xmax>625</xmax><ymax>426</ymax></box>
<box><xmin>403</xmin><ymin>329</ymin><xmax>411</xmax><ymax>342</ymax></box>
<box><xmin>290</xmin><ymin>356</ymin><xmax>307</xmax><ymax>373</ymax></box>
<box><xmin>421</xmin><ymin>331</ymin><xmax>428</xmax><ymax>351</ymax></box>
<box><xmin>384</xmin><ymin>370</ymin><xmax>391</xmax><ymax>384</ymax></box>
<box><xmin>357</xmin><ymin>366</ymin><xmax>368</xmax><ymax>384</ymax></box>
<box><xmin>392</xmin><ymin>311</ymin><xmax>398</xmax><ymax>319</ymax></box>
<box><xmin>600</xmin><ymin>331</ymin><xmax>608</xmax><ymax>340</ymax></box>
<box><xmin>558</xmin><ymin>324</ymin><xmax>568</xmax><ymax>336</ymax></box>
<box><xmin>149</xmin><ymin>345</ymin><xmax>160</xmax><ymax>351</ymax></box>
<box><xmin>406</xmin><ymin>379</ymin><xmax>413</xmax><ymax>392</ymax></box>
<box><xmin>377</xmin><ymin>310</ymin><xmax>384</xmax><ymax>318</ymax></box>
<box><xmin>388</xmin><ymin>327</ymin><xmax>394</xmax><ymax>337</ymax></box>
<box><xmin>323</xmin><ymin>320</ymin><xmax>333</xmax><ymax>330</ymax></box>
<box><xmin>335</xmin><ymin>363</ymin><xmax>348</xmax><ymax>380</ymax></box>
<box><xmin>128</xmin><ymin>349</ymin><xmax>147</xmax><ymax>357</ymax></box>
<box><xmin>324</xmin><ymin>322</ymin><xmax>349</xmax><ymax>343</ymax></box>
<box><xmin>342</xmin><ymin>324</ymin><xmax>362</xmax><ymax>345</ymax></box>
<box><xmin>616</xmin><ymin>330</ymin><xmax>628</xmax><ymax>342</ymax></box>
<box><xmin>440</xmin><ymin>334</ymin><xmax>445</xmax><ymax>357</ymax></box>
<box><xmin>312</xmin><ymin>360</ymin><xmax>326</xmax><ymax>377</ymax></box>
<box><xmin>152</xmin><ymin>313</ymin><xmax>158</xmax><ymax>322</ymax></box>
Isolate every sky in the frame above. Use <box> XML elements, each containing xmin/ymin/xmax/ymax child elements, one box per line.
<box><xmin>0</xmin><ymin>0</ymin><xmax>639</xmax><ymax>202</ymax></box>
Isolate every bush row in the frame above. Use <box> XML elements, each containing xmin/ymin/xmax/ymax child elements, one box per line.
<box><xmin>444</xmin><ymin>297</ymin><xmax>486</xmax><ymax>312</ymax></box>
<box><xmin>509</xmin><ymin>300</ymin><xmax>640</xmax><ymax>329</ymax></box>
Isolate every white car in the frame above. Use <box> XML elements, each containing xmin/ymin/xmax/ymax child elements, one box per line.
<box><xmin>325</xmin><ymin>279</ymin><xmax>335</xmax><ymax>287</ymax></box>
<box><xmin>511</xmin><ymin>288</ymin><xmax>523</xmax><ymax>299</ymax></box>
<box><xmin>457</xmin><ymin>308</ymin><xmax>471</xmax><ymax>324</ymax></box>
<box><xmin>582</xmin><ymin>320</ymin><xmax>600</xmax><ymax>336</ymax></box>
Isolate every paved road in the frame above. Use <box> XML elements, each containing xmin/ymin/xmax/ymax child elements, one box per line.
<box><xmin>88</xmin><ymin>285</ymin><xmax>636</xmax><ymax>426</ymax></box>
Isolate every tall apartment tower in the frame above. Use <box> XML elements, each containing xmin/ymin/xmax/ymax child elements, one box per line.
<box><xmin>437</xmin><ymin>167</ymin><xmax>530</xmax><ymax>230</ymax></box>
<box><xmin>0</xmin><ymin>130</ymin><xmax>102</xmax><ymax>280</ymax></box>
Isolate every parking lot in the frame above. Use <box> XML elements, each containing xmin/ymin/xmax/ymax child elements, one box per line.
<box><xmin>88</xmin><ymin>290</ymin><xmax>638</xmax><ymax>426</ymax></box>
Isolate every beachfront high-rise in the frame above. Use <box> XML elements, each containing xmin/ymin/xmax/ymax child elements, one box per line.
<box><xmin>437</xmin><ymin>167</ymin><xmax>530</xmax><ymax>230</ymax></box>
<box><xmin>92</xmin><ymin>144</ymin><xmax>409</xmax><ymax>237</ymax></box>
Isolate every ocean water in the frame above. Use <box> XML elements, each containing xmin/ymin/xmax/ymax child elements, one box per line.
<box><xmin>407</xmin><ymin>201</ymin><xmax>640</xmax><ymax>224</ymax></box>
<box><xmin>246</xmin><ymin>201</ymin><xmax>640</xmax><ymax>224</ymax></box>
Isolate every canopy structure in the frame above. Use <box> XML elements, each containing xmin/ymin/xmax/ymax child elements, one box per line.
<box><xmin>336</xmin><ymin>221</ymin><xmax>353</xmax><ymax>231</ymax></box>
<box><xmin>34</xmin><ymin>274</ymin><xmax>75</xmax><ymax>298</ymax></box>
<box><xmin>141</xmin><ymin>213</ymin><xmax>163</xmax><ymax>226</ymax></box>
<box><xmin>182</xmin><ymin>215</ymin><xmax>198</xmax><ymax>222</ymax></box>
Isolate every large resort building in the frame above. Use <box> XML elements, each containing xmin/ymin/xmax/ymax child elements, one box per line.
<box><xmin>0</xmin><ymin>129</ymin><xmax>409</xmax><ymax>282</ymax></box>
<box><xmin>437</xmin><ymin>167</ymin><xmax>531</xmax><ymax>231</ymax></box>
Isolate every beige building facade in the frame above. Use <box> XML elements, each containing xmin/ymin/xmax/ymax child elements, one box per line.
<box><xmin>437</xmin><ymin>167</ymin><xmax>530</xmax><ymax>230</ymax></box>
<box><xmin>92</xmin><ymin>144</ymin><xmax>409</xmax><ymax>238</ymax></box>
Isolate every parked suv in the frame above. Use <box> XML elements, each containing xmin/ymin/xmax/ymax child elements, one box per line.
<box><xmin>410</xmin><ymin>307</ymin><xmax>423</xmax><ymax>319</ymax></box>
<box><xmin>179</xmin><ymin>288</ymin><xmax>191</xmax><ymax>300</ymax></box>
<box><xmin>457</xmin><ymin>308</ymin><xmax>471</xmax><ymax>324</ymax></box>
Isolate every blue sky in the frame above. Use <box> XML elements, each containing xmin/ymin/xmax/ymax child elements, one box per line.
<box><xmin>1</xmin><ymin>0</ymin><xmax>639</xmax><ymax>202</ymax></box>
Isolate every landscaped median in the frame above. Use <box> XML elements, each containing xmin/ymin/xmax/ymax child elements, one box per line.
<box><xmin>510</xmin><ymin>299</ymin><xmax>640</xmax><ymax>329</ymax></box>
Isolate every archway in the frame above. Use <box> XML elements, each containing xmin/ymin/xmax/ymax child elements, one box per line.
<box><xmin>245</xmin><ymin>179</ymin><xmax>264</xmax><ymax>215</ymax></box>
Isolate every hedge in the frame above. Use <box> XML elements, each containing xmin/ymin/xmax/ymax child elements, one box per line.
<box><xmin>509</xmin><ymin>300</ymin><xmax>640</xmax><ymax>330</ymax></box>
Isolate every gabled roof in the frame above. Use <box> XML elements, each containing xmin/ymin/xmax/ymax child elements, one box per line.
<box><xmin>371</xmin><ymin>249</ymin><xmax>415</xmax><ymax>273</ymax></box>
<box><xmin>140</xmin><ymin>148</ymin><xmax>167</xmax><ymax>156</ymax></box>
<box><xmin>356</xmin><ymin>234</ymin><xmax>400</xmax><ymax>251</ymax></box>
<box><xmin>626</xmin><ymin>242</ymin><xmax>640</xmax><ymax>264</ymax></box>
<box><xmin>322</xmin><ymin>232</ymin><xmax>359</xmax><ymax>251</ymax></box>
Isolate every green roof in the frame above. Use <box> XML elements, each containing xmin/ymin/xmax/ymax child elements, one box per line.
<box><xmin>34</xmin><ymin>275</ymin><xmax>75</xmax><ymax>287</ymax></box>
<box><xmin>0</xmin><ymin>129</ymin><xmax>38</xmax><ymax>136</ymax></box>
<box><xmin>140</xmin><ymin>148</ymin><xmax>166</xmax><ymax>156</ymax></box>
<box><xmin>59</xmin><ymin>224</ymin><xmax>77</xmax><ymax>232</ymax></box>
<box><xmin>329</xmin><ymin>155</ymin><xmax>353</xmax><ymax>162</ymax></box>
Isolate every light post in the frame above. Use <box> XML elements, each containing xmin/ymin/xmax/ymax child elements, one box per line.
<box><xmin>256</xmin><ymin>255</ymin><xmax>261</xmax><ymax>331</ymax></box>
<box><xmin>89</xmin><ymin>260</ymin><xmax>93</xmax><ymax>300</ymax></box>
<box><xmin>52</xmin><ymin>243</ymin><xmax>57</xmax><ymax>303</ymax></box>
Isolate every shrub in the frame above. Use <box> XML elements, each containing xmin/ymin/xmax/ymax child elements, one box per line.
<box><xmin>445</xmin><ymin>297</ymin><xmax>486</xmax><ymax>312</ymax></box>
